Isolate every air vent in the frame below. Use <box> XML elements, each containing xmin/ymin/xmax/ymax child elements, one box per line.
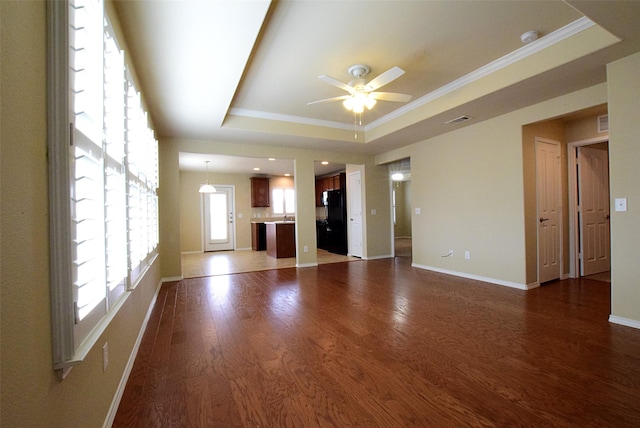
<box><xmin>597</xmin><ymin>114</ymin><xmax>608</xmax><ymax>133</ymax></box>
<box><xmin>445</xmin><ymin>115</ymin><xmax>471</xmax><ymax>125</ymax></box>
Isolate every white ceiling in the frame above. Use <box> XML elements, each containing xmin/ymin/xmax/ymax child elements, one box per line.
<box><xmin>112</xmin><ymin>0</ymin><xmax>640</xmax><ymax>174</ymax></box>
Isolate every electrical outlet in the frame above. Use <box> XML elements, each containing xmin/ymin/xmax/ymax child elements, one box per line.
<box><xmin>303</xmin><ymin>245</ymin><xmax>308</xmax><ymax>253</ymax></box>
<box><xmin>103</xmin><ymin>342</ymin><xmax>109</xmax><ymax>372</ymax></box>
<box><xmin>465</xmin><ymin>251</ymin><xmax>470</xmax><ymax>260</ymax></box>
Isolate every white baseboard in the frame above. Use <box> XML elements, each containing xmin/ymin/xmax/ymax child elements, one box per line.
<box><xmin>609</xmin><ymin>315</ymin><xmax>640</xmax><ymax>330</ymax></box>
<box><xmin>103</xmin><ymin>280</ymin><xmax>163</xmax><ymax>428</ymax></box>
<box><xmin>161</xmin><ymin>275</ymin><xmax>183</xmax><ymax>282</ymax></box>
<box><xmin>181</xmin><ymin>250</ymin><xmax>202</xmax><ymax>255</ymax></box>
<box><xmin>234</xmin><ymin>247</ymin><xmax>252</xmax><ymax>251</ymax></box>
<box><xmin>297</xmin><ymin>262</ymin><xmax>318</xmax><ymax>268</ymax></box>
<box><xmin>412</xmin><ymin>263</ymin><xmax>530</xmax><ymax>290</ymax></box>
<box><xmin>364</xmin><ymin>254</ymin><xmax>393</xmax><ymax>260</ymax></box>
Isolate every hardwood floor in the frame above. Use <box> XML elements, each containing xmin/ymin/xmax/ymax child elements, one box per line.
<box><xmin>113</xmin><ymin>259</ymin><xmax>640</xmax><ymax>427</ymax></box>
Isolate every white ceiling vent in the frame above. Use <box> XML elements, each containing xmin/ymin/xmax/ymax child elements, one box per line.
<box><xmin>445</xmin><ymin>115</ymin><xmax>471</xmax><ymax>125</ymax></box>
<box><xmin>597</xmin><ymin>114</ymin><xmax>609</xmax><ymax>133</ymax></box>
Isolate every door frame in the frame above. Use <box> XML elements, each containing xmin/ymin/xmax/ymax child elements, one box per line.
<box><xmin>201</xmin><ymin>185</ymin><xmax>236</xmax><ymax>252</ymax></box>
<box><xmin>567</xmin><ymin>136</ymin><xmax>609</xmax><ymax>278</ymax></box>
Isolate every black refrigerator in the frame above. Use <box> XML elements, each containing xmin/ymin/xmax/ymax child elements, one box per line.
<box><xmin>323</xmin><ymin>189</ymin><xmax>348</xmax><ymax>255</ymax></box>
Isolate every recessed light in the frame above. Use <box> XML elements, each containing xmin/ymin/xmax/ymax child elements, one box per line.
<box><xmin>284</xmin><ymin>173</ymin><xmax>291</xmax><ymax>177</ymax></box>
<box><xmin>391</xmin><ymin>173</ymin><xmax>404</xmax><ymax>181</ymax></box>
<box><xmin>268</xmin><ymin>158</ymin><xmax>275</xmax><ymax>161</ymax></box>
<box><xmin>253</xmin><ymin>167</ymin><xmax>260</xmax><ymax>171</ymax></box>
<box><xmin>321</xmin><ymin>161</ymin><xmax>329</xmax><ymax>165</ymax></box>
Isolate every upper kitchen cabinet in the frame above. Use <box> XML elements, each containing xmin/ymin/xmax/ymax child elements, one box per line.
<box><xmin>251</xmin><ymin>177</ymin><xmax>270</xmax><ymax>207</ymax></box>
<box><xmin>315</xmin><ymin>172</ymin><xmax>346</xmax><ymax>206</ymax></box>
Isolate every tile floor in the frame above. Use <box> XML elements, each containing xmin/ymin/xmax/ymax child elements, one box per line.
<box><xmin>181</xmin><ymin>248</ymin><xmax>361</xmax><ymax>278</ymax></box>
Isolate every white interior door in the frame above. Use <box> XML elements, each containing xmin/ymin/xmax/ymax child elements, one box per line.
<box><xmin>536</xmin><ymin>139</ymin><xmax>562</xmax><ymax>283</ymax></box>
<box><xmin>348</xmin><ymin>171</ymin><xmax>363</xmax><ymax>257</ymax></box>
<box><xmin>578</xmin><ymin>146</ymin><xmax>610</xmax><ymax>276</ymax></box>
<box><xmin>204</xmin><ymin>186</ymin><xmax>234</xmax><ymax>251</ymax></box>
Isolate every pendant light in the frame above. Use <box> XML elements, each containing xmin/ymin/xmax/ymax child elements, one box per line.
<box><xmin>199</xmin><ymin>160</ymin><xmax>216</xmax><ymax>193</ymax></box>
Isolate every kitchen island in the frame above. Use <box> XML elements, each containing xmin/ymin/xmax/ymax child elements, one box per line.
<box><xmin>265</xmin><ymin>221</ymin><xmax>295</xmax><ymax>258</ymax></box>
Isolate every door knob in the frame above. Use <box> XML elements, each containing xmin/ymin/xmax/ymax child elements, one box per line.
<box><xmin>539</xmin><ymin>217</ymin><xmax>550</xmax><ymax>223</ymax></box>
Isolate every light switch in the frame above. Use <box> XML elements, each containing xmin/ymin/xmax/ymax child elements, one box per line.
<box><xmin>415</xmin><ymin>207</ymin><xmax>421</xmax><ymax>215</ymax></box>
<box><xmin>371</xmin><ymin>209</ymin><xmax>377</xmax><ymax>215</ymax></box>
<box><xmin>615</xmin><ymin>198</ymin><xmax>627</xmax><ymax>212</ymax></box>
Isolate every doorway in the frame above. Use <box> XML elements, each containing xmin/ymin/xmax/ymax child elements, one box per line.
<box><xmin>203</xmin><ymin>185</ymin><xmax>235</xmax><ymax>252</ymax></box>
<box><xmin>389</xmin><ymin>158</ymin><xmax>412</xmax><ymax>260</ymax></box>
<box><xmin>568</xmin><ymin>138</ymin><xmax>611</xmax><ymax>278</ymax></box>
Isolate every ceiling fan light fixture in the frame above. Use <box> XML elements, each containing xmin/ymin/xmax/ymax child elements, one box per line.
<box><xmin>343</xmin><ymin>92</ymin><xmax>377</xmax><ymax>113</ymax></box>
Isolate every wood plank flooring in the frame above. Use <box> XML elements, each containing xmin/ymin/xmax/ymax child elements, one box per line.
<box><xmin>113</xmin><ymin>258</ymin><xmax>640</xmax><ymax>427</ymax></box>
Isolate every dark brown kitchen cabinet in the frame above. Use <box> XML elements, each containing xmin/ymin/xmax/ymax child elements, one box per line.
<box><xmin>250</xmin><ymin>177</ymin><xmax>270</xmax><ymax>207</ymax></box>
<box><xmin>315</xmin><ymin>172</ymin><xmax>346</xmax><ymax>206</ymax></box>
<box><xmin>251</xmin><ymin>222</ymin><xmax>266</xmax><ymax>250</ymax></box>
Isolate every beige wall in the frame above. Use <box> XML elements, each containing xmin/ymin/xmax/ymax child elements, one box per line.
<box><xmin>159</xmin><ymin>139</ymin><xmax>391</xmax><ymax>276</ymax></box>
<box><xmin>565</xmin><ymin>106</ymin><xmax>608</xmax><ymax>142</ymax></box>
<box><xmin>608</xmin><ymin>52</ymin><xmax>640</xmax><ymax>323</ymax></box>
<box><xmin>377</xmin><ymin>84</ymin><xmax>608</xmax><ymax>287</ymax></box>
<box><xmin>2</xmin><ymin>3</ymin><xmax>639</xmax><ymax>427</ymax></box>
<box><xmin>393</xmin><ymin>181</ymin><xmax>412</xmax><ymax>237</ymax></box>
<box><xmin>179</xmin><ymin>171</ymin><xmax>294</xmax><ymax>252</ymax></box>
<box><xmin>1</xmin><ymin>2</ymin><xmax>161</xmax><ymax>427</ymax></box>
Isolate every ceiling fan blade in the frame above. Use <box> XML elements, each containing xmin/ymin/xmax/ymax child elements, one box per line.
<box><xmin>364</xmin><ymin>66</ymin><xmax>405</xmax><ymax>92</ymax></box>
<box><xmin>370</xmin><ymin>92</ymin><xmax>412</xmax><ymax>102</ymax></box>
<box><xmin>318</xmin><ymin>75</ymin><xmax>355</xmax><ymax>94</ymax></box>
<box><xmin>307</xmin><ymin>95</ymin><xmax>351</xmax><ymax>105</ymax></box>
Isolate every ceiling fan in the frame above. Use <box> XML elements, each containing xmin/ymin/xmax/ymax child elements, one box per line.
<box><xmin>308</xmin><ymin>64</ymin><xmax>412</xmax><ymax>113</ymax></box>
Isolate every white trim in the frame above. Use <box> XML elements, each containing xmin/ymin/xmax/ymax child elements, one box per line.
<box><xmin>609</xmin><ymin>315</ymin><xmax>640</xmax><ymax>330</ymax></box>
<box><xmin>181</xmin><ymin>250</ymin><xmax>203</xmax><ymax>255</ymax></box>
<box><xmin>412</xmin><ymin>263</ymin><xmax>531</xmax><ymax>290</ymax></box>
<box><xmin>102</xmin><ymin>280</ymin><xmax>163</xmax><ymax>428</ymax></box>
<box><xmin>296</xmin><ymin>262</ymin><xmax>319</xmax><ymax>268</ymax></box>
<box><xmin>235</xmin><ymin>247</ymin><xmax>252</xmax><ymax>251</ymax></box>
<box><xmin>230</xmin><ymin>18</ymin><xmax>595</xmax><ymax>136</ymax></box>
<box><xmin>228</xmin><ymin>107</ymin><xmax>359</xmax><ymax>131</ymax></box>
<box><xmin>368</xmin><ymin>18</ymin><xmax>595</xmax><ymax>131</ymax></box>
<box><xmin>363</xmin><ymin>255</ymin><xmax>393</xmax><ymax>261</ymax></box>
<box><xmin>48</xmin><ymin>0</ymin><xmax>75</xmax><ymax>371</ymax></box>
<box><xmin>567</xmin><ymin>135</ymin><xmax>609</xmax><ymax>278</ymax></box>
<box><xmin>161</xmin><ymin>275</ymin><xmax>184</xmax><ymax>282</ymax></box>
<box><xmin>527</xmin><ymin>282</ymin><xmax>541</xmax><ymax>290</ymax></box>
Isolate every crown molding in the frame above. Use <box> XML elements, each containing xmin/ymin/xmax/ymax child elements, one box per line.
<box><xmin>227</xmin><ymin>108</ymin><xmax>361</xmax><ymax>131</ymax></box>
<box><xmin>230</xmin><ymin>17</ymin><xmax>595</xmax><ymax>137</ymax></box>
<box><xmin>366</xmin><ymin>17</ymin><xmax>596</xmax><ymax>131</ymax></box>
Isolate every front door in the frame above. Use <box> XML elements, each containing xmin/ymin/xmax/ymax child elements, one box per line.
<box><xmin>204</xmin><ymin>185</ymin><xmax>234</xmax><ymax>251</ymax></box>
<box><xmin>578</xmin><ymin>145</ymin><xmax>610</xmax><ymax>276</ymax></box>
<box><xmin>536</xmin><ymin>139</ymin><xmax>562</xmax><ymax>283</ymax></box>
